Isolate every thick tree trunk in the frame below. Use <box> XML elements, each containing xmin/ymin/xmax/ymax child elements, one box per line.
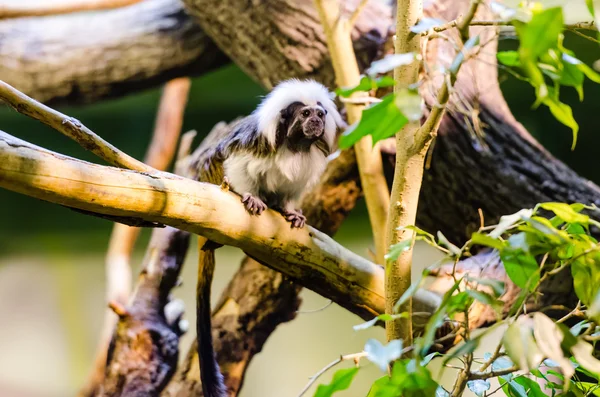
<box><xmin>0</xmin><ymin>0</ymin><xmax>227</xmax><ymax>106</ymax></box>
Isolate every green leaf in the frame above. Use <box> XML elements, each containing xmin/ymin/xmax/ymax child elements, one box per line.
<box><xmin>497</xmin><ymin>51</ymin><xmax>521</xmax><ymax>67</ymax></box>
<box><xmin>470</xmin><ymin>232</ymin><xmax>505</xmax><ymax>250</ymax></box>
<box><xmin>336</xmin><ymin>76</ymin><xmax>395</xmax><ymax>97</ymax></box>
<box><xmin>365</xmin><ymin>339</ymin><xmax>404</xmax><ymax>372</ymax></box>
<box><xmin>354</xmin><ymin>313</ymin><xmax>408</xmax><ymax>331</ymax></box>
<box><xmin>589</xmin><ymin>289</ymin><xmax>600</xmax><ymax>323</ymax></box>
<box><xmin>392</xmin><ymin>276</ymin><xmax>425</xmax><ymax>313</ymax></box>
<box><xmin>558</xmin><ymin>58</ymin><xmax>585</xmax><ymax>100</ymax></box>
<box><xmin>532</xmin><ymin>312</ymin><xmax>575</xmax><ymax>380</ymax></box>
<box><xmin>314</xmin><ymin>367</ymin><xmax>359</xmax><ymax>397</ymax></box>
<box><xmin>366</xmin><ymin>376</ymin><xmax>400</xmax><ymax>397</ymax></box>
<box><xmin>410</xmin><ymin>18</ymin><xmax>445</xmax><ymax>33</ymax></box>
<box><xmin>586</xmin><ymin>0</ymin><xmax>595</xmax><ymax>17</ymax></box>
<box><xmin>467</xmin><ymin>380</ymin><xmax>490</xmax><ymax>397</ymax></box>
<box><xmin>571</xmin><ymin>339</ymin><xmax>600</xmax><ymax>376</ymax></box>
<box><xmin>386</xmin><ymin>240</ymin><xmax>412</xmax><ymax>261</ymax></box>
<box><xmin>540</xmin><ymin>202</ymin><xmax>590</xmax><ymax>225</ymax></box>
<box><xmin>437</xmin><ymin>231</ymin><xmax>461</xmax><ymax>256</ymax></box>
<box><xmin>563</xmin><ymin>53</ymin><xmax>600</xmax><ymax>84</ymax></box>
<box><xmin>503</xmin><ymin>319</ymin><xmax>544</xmax><ymax>371</ymax></box>
<box><xmin>501</xmin><ymin>378</ymin><xmax>529</xmax><ymax>397</ymax></box>
<box><xmin>395</xmin><ymin>88</ymin><xmax>422</xmax><ymax>122</ymax></box>
<box><xmin>466</xmin><ymin>289</ymin><xmax>500</xmax><ymax>308</ymax></box>
<box><xmin>465</xmin><ymin>275</ymin><xmax>506</xmax><ymax>297</ymax></box>
<box><xmin>418</xmin><ymin>280</ymin><xmax>462</xmax><ymax>354</ymax></box>
<box><xmin>390</xmin><ymin>359</ymin><xmax>439</xmax><ymax>397</ymax></box>
<box><xmin>542</xmin><ymin>93</ymin><xmax>579</xmax><ymax>150</ymax></box>
<box><xmin>366</xmin><ymin>53</ymin><xmax>418</xmax><ymax>76</ymax></box>
<box><xmin>338</xmin><ymin>94</ymin><xmax>408</xmax><ymax>149</ymax></box>
<box><xmin>515</xmin><ymin>7</ymin><xmax>564</xmax><ymax>61</ymax></box>
<box><xmin>490</xmin><ymin>209</ymin><xmax>533</xmax><ymax>238</ymax></box>
<box><xmin>500</xmin><ymin>250</ymin><xmax>540</xmax><ymax>291</ymax></box>
<box><xmin>512</xmin><ymin>376</ymin><xmax>546</xmax><ymax>396</ymax></box>
<box><xmin>353</xmin><ymin>314</ymin><xmax>393</xmax><ymax>331</ymax></box>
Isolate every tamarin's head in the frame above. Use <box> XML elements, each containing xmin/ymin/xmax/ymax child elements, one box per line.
<box><xmin>254</xmin><ymin>79</ymin><xmax>344</xmax><ymax>151</ymax></box>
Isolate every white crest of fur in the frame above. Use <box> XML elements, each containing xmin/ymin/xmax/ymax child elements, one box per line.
<box><xmin>255</xmin><ymin>79</ymin><xmax>344</xmax><ymax>149</ymax></box>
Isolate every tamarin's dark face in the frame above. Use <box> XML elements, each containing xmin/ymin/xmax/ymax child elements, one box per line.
<box><xmin>279</xmin><ymin>101</ymin><xmax>328</xmax><ymax>151</ymax></box>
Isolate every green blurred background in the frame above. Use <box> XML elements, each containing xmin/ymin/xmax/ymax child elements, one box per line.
<box><xmin>0</xmin><ymin>1</ymin><xmax>598</xmax><ymax>396</ymax></box>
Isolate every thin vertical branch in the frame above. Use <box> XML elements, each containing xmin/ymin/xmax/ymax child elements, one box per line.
<box><xmin>385</xmin><ymin>0</ymin><xmax>483</xmax><ymax>344</ymax></box>
<box><xmin>314</xmin><ymin>0</ymin><xmax>390</xmax><ymax>265</ymax></box>
<box><xmin>385</xmin><ymin>0</ymin><xmax>424</xmax><ymax>345</ymax></box>
<box><xmin>79</xmin><ymin>78</ymin><xmax>191</xmax><ymax>397</ymax></box>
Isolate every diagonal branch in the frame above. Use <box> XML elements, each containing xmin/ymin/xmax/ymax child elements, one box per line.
<box><xmin>0</xmin><ymin>129</ymin><xmax>441</xmax><ymax>324</ymax></box>
<box><xmin>0</xmin><ymin>80</ymin><xmax>153</xmax><ymax>172</ymax></box>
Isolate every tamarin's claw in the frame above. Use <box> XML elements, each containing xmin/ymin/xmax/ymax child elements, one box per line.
<box><xmin>283</xmin><ymin>209</ymin><xmax>306</xmax><ymax>228</ymax></box>
<box><xmin>220</xmin><ymin>176</ymin><xmax>230</xmax><ymax>192</ymax></box>
<box><xmin>242</xmin><ymin>193</ymin><xmax>267</xmax><ymax>215</ymax></box>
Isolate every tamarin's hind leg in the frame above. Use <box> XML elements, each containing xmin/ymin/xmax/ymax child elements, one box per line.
<box><xmin>280</xmin><ymin>204</ymin><xmax>306</xmax><ymax>228</ymax></box>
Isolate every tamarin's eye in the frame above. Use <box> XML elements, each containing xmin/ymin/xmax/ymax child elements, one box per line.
<box><xmin>317</xmin><ymin>111</ymin><xmax>324</xmax><ymax>117</ymax></box>
<box><xmin>303</xmin><ymin>110</ymin><xmax>310</xmax><ymax>117</ymax></box>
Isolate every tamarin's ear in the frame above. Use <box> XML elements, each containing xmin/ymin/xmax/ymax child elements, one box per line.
<box><xmin>279</xmin><ymin>101</ymin><xmax>304</xmax><ymax>123</ymax></box>
<box><xmin>317</xmin><ymin>102</ymin><xmax>328</xmax><ymax>114</ymax></box>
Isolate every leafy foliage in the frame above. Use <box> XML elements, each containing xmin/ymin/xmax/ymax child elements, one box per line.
<box><xmin>313</xmin><ymin>367</ymin><xmax>359</xmax><ymax>397</ymax></box>
<box><xmin>310</xmin><ymin>2</ymin><xmax>600</xmax><ymax>397</ymax></box>
<box><xmin>495</xmin><ymin>6</ymin><xmax>600</xmax><ymax>149</ymax></box>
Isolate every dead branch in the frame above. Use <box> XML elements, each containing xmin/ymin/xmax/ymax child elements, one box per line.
<box><xmin>0</xmin><ymin>80</ymin><xmax>153</xmax><ymax>172</ymax></box>
<box><xmin>0</xmin><ymin>0</ymin><xmax>144</xmax><ymax>19</ymax></box>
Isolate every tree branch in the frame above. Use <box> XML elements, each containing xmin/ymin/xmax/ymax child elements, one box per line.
<box><xmin>0</xmin><ymin>0</ymin><xmax>144</xmax><ymax>19</ymax></box>
<box><xmin>0</xmin><ymin>129</ymin><xmax>441</xmax><ymax>324</ymax></box>
<box><xmin>0</xmin><ymin>80</ymin><xmax>153</xmax><ymax>172</ymax></box>
<box><xmin>385</xmin><ymin>0</ymin><xmax>423</xmax><ymax>344</ymax></box>
<box><xmin>0</xmin><ymin>0</ymin><xmax>227</xmax><ymax>106</ymax></box>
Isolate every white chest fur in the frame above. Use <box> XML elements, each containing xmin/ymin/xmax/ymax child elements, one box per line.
<box><xmin>223</xmin><ymin>146</ymin><xmax>328</xmax><ymax>201</ymax></box>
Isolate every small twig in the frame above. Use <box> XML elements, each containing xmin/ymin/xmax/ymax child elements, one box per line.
<box><xmin>457</xmin><ymin>0</ymin><xmax>482</xmax><ymax>41</ymax></box>
<box><xmin>557</xmin><ymin>301</ymin><xmax>582</xmax><ymax>324</ymax></box>
<box><xmin>0</xmin><ymin>0</ymin><xmax>144</xmax><ymax>19</ymax></box>
<box><xmin>0</xmin><ymin>80</ymin><xmax>153</xmax><ymax>173</ymax></box>
<box><xmin>297</xmin><ymin>300</ymin><xmax>334</xmax><ymax>314</ymax></box>
<box><xmin>477</xmin><ymin>208</ymin><xmax>485</xmax><ymax>230</ymax></box>
<box><xmin>568</xmin><ymin>28</ymin><xmax>600</xmax><ymax>44</ymax></box>
<box><xmin>429</xmin><ymin>19</ymin><xmax>596</xmax><ymax>34</ymax></box>
<box><xmin>297</xmin><ymin>352</ymin><xmax>367</xmax><ymax>397</ymax></box>
<box><xmin>347</xmin><ymin>0</ymin><xmax>369</xmax><ymax>28</ymax></box>
<box><xmin>175</xmin><ymin>130</ymin><xmax>198</xmax><ymax>176</ymax></box>
<box><xmin>469</xmin><ymin>365</ymin><xmax>520</xmax><ymax>380</ymax></box>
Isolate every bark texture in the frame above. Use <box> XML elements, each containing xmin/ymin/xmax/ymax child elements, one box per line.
<box><xmin>100</xmin><ymin>226</ymin><xmax>190</xmax><ymax>397</ymax></box>
<box><xmin>182</xmin><ymin>0</ymin><xmax>389</xmax><ymax>89</ymax></box>
<box><xmin>0</xmin><ymin>0</ymin><xmax>227</xmax><ymax>106</ymax></box>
